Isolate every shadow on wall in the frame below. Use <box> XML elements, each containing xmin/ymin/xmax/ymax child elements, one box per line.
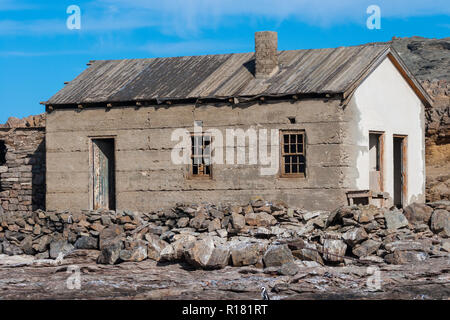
<box><xmin>32</xmin><ymin>139</ymin><xmax>46</xmax><ymax>211</ymax></box>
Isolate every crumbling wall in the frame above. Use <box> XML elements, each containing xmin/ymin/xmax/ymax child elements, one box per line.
<box><xmin>0</xmin><ymin>127</ymin><xmax>46</xmax><ymax>214</ymax></box>
<box><xmin>46</xmin><ymin>98</ymin><xmax>353</xmax><ymax>212</ymax></box>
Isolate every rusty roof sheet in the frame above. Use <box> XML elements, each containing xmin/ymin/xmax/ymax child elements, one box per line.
<box><xmin>46</xmin><ymin>44</ymin><xmax>392</xmax><ymax>105</ymax></box>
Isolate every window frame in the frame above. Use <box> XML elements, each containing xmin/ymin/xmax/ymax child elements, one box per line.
<box><xmin>189</xmin><ymin>132</ymin><xmax>213</xmax><ymax>179</ymax></box>
<box><xmin>279</xmin><ymin>129</ymin><xmax>306</xmax><ymax>178</ymax></box>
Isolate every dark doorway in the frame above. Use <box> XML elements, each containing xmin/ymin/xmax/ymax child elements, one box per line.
<box><xmin>92</xmin><ymin>139</ymin><xmax>115</xmax><ymax>210</ymax></box>
<box><xmin>369</xmin><ymin>132</ymin><xmax>384</xmax><ymax>192</ymax></box>
<box><xmin>0</xmin><ymin>140</ymin><xmax>6</xmax><ymax>165</ymax></box>
<box><xmin>393</xmin><ymin>136</ymin><xmax>407</xmax><ymax>208</ymax></box>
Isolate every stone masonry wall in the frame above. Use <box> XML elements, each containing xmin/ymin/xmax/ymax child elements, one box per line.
<box><xmin>0</xmin><ymin>128</ymin><xmax>46</xmax><ymax>214</ymax></box>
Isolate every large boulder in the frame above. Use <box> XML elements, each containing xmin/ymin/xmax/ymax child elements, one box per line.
<box><xmin>49</xmin><ymin>240</ymin><xmax>74</xmax><ymax>259</ymax></box>
<box><xmin>119</xmin><ymin>240</ymin><xmax>148</xmax><ymax>262</ymax></box>
<box><xmin>384</xmin><ymin>210</ymin><xmax>409</xmax><ymax>231</ymax></box>
<box><xmin>74</xmin><ymin>236</ymin><xmax>98</xmax><ymax>250</ymax></box>
<box><xmin>230</xmin><ymin>241</ymin><xmax>266</xmax><ymax>267</ymax></box>
<box><xmin>322</xmin><ymin>239</ymin><xmax>347</xmax><ymax>262</ymax></box>
<box><xmin>384</xmin><ymin>251</ymin><xmax>428</xmax><ymax>264</ymax></box>
<box><xmin>263</xmin><ymin>244</ymin><xmax>294</xmax><ymax>267</ymax></box>
<box><xmin>99</xmin><ymin>225</ymin><xmax>123</xmax><ymax>249</ymax></box>
<box><xmin>184</xmin><ymin>237</ymin><xmax>230</xmax><ymax>269</ymax></box>
<box><xmin>97</xmin><ymin>238</ymin><xmax>123</xmax><ymax>264</ymax></box>
<box><xmin>231</xmin><ymin>213</ymin><xmax>246</xmax><ymax>230</ymax></box>
<box><xmin>403</xmin><ymin>203</ymin><xmax>433</xmax><ymax>225</ymax></box>
<box><xmin>2</xmin><ymin>240</ymin><xmax>23</xmax><ymax>256</ymax></box>
<box><xmin>146</xmin><ymin>234</ymin><xmax>169</xmax><ymax>261</ymax></box>
<box><xmin>430</xmin><ymin>209</ymin><xmax>450</xmax><ymax>238</ymax></box>
<box><xmin>291</xmin><ymin>242</ymin><xmax>324</xmax><ymax>265</ymax></box>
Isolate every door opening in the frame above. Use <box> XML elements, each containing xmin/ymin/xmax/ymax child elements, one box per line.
<box><xmin>393</xmin><ymin>135</ymin><xmax>407</xmax><ymax>208</ymax></box>
<box><xmin>369</xmin><ymin>132</ymin><xmax>384</xmax><ymax>192</ymax></box>
<box><xmin>91</xmin><ymin>139</ymin><xmax>115</xmax><ymax>210</ymax></box>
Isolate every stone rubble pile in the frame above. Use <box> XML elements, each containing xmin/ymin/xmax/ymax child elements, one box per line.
<box><xmin>0</xmin><ymin>198</ymin><xmax>449</xmax><ymax>272</ymax></box>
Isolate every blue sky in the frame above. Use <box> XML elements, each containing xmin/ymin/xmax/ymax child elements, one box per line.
<box><xmin>0</xmin><ymin>0</ymin><xmax>449</xmax><ymax>123</ymax></box>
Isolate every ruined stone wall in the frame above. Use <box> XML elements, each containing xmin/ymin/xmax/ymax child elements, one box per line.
<box><xmin>46</xmin><ymin>98</ymin><xmax>354</xmax><ymax>212</ymax></box>
<box><xmin>0</xmin><ymin>128</ymin><xmax>46</xmax><ymax>214</ymax></box>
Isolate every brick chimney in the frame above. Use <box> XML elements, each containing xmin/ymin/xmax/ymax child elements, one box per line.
<box><xmin>254</xmin><ymin>31</ymin><xmax>279</xmax><ymax>79</ymax></box>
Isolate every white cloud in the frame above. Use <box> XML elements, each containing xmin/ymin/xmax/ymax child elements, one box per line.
<box><xmin>1</xmin><ymin>0</ymin><xmax>449</xmax><ymax>36</ymax></box>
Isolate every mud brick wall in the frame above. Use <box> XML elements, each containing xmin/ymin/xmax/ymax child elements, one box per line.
<box><xmin>0</xmin><ymin>128</ymin><xmax>46</xmax><ymax>214</ymax></box>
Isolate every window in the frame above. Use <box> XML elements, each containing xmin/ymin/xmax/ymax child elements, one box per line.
<box><xmin>280</xmin><ymin>130</ymin><xmax>305</xmax><ymax>177</ymax></box>
<box><xmin>190</xmin><ymin>134</ymin><xmax>212</xmax><ymax>178</ymax></box>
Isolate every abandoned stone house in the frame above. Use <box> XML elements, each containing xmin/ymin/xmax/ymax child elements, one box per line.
<box><xmin>2</xmin><ymin>31</ymin><xmax>432</xmax><ymax>215</ymax></box>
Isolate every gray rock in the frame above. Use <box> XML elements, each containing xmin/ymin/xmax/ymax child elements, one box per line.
<box><xmin>323</xmin><ymin>239</ymin><xmax>347</xmax><ymax>262</ymax></box>
<box><xmin>263</xmin><ymin>244</ymin><xmax>294</xmax><ymax>267</ymax></box>
<box><xmin>384</xmin><ymin>210</ymin><xmax>409</xmax><ymax>230</ymax></box>
<box><xmin>35</xmin><ymin>251</ymin><xmax>50</xmax><ymax>259</ymax></box>
<box><xmin>184</xmin><ymin>237</ymin><xmax>230</xmax><ymax>269</ymax></box>
<box><xmin>430</xmin><ymin>209</ymin><xmax>450</xmax><ymax>237</ymax></box>
<box><xmin>403</xmin><ymin>203</ymin><xmax>433</xmax><ymax>225</ymax></box>
<box><xmin>97</xmin><ymin>239</ymin><xmax>123</xmax><ymax>264</ymax></box>
<box><xmin>32</xmin><ymin>235</ymin><xmax>51</xmax><ymax>253</ymax></box>
<box><xmin>2</xmin><ymin>240</ymin><xmax>23</xmax><ymax>256</ymax></box>
<box><xmin>342</xmin><ymin>227</ymin><xmax>368</xmax><ymax>247</ymax></box>
<box><xmin>145</xmin><ymin>234</ymin><xmax>169</xmax><ymax>261</ymax></box>
<box><xmin>278</xmin><ymin>262</ymin><xmax>299</xmax><ymax>276</ymax></box>
<box><xmin>176</xmin><ymin>217</ymin><xmax>190</xmax><ymax>228</ymax></box>
<box><xmin>119</xmin><ymin>240</ymin><xmax>148</xmax><ymax>262</ymax></box>
<box><xmin>384</xmin><ymin>250</ymin><xmax>429</xmax><ymax>264</ymax></box>
<box><xmin>49</xmin><ymin>240</ymin><xmax>74</xmax><ymax>259</ymax></box>
<box><xmin>20</xmin><ymin>235</ymin><xmax>34</xmax><ymax>255</ymax></box>
<box><xmin>231</xmin><ymin>213</ymin><xmax>246</xmax><ymax>230</ymax></box>
<box><xmin>74</xmin><ymin>236</ymin><xmax>98</xmax><ymax>249</ymax></box>
<box><xmin>291</xmin><ymin>243</ymin><xmax>324</xmax><ymax>266</ymax></box>
<box><xmin>99</xmin><ymin>225</ymin><xmax>123</xmax><ymax>249</ymax></box>
<box><xmin>230</xmin><ymin>241</ymin><xmax>266</xmax><ymax>267</ymax></box>
<box><xmin>352</xmin><ymin>239</ymin><xmax>381</xmax><ymax>258</ymax></box>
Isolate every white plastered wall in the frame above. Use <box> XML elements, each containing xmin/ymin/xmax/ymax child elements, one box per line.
<box><xmin>351</xmin><ymin>57</ymin><xmax>425</xmax><ymax>205</ymax></box>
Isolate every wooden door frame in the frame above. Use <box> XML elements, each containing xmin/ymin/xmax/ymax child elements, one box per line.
<box><xmin>393</xmin><ymin>134</ymin><xmax>408</xmax><ymax>207</ymax></box>
<box><xmin>369</xmin><ymin>131</ymin><xmax>385</xmax><ymax>192</ymax></box>
<box><xmin>88</xmin><ymin>136</ymin><xmax>117</xmax><ymax>210</ymax></box>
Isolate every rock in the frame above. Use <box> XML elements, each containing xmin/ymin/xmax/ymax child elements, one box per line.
<box><xmin>291</xmin><ymin>243</ymin><xmax>324</xmax><ymax>266</ymax></box>
<box><xmin>263</xmin><ymin>244</ymin><xmax>294</xmax><ymax>267</ymax></box>
<box><xmin>35</xmin><ymin>251</ymin><xmax>49</xmax><ymax>259</ymax></box>
<box><xmin>403</xmin><ymin>203</ymin><xmax>433</xmax><ymax>225</ymax></box>
<box><xmin>189</xmin><ymin>213</ymin><xmax>207</xmax><ymax>230</ymax></box>
<box><xmin>441</xmin><ymin>239</ymin><xmax>450</xmax><ymax>252</ymax></box>
<box><xmin>342</xmin><ymin>227</ymin><xmax>368</xmax><ymax>247</ymax></box>
<box><xmin>2</xmin><ymin>240</ymin><xmax>23</xmax><ymax>256</ymax></box>
<box><xmin>176</xmin><ymin>217</ymin><xmax>189</xmax><ymax>228</ymax></box>
<box><xmin>49</xmin><ymin>240</ymin><xmax>74</xmax><ymax>259</ymax></box>
<box><xmin>216</xmin><ymin>229</ymin><xmax>228</xmax><ymax>238</ymax></box>
<box><xmin>323</xmin><ymin>239</ymin><xmax>347</xmax><ymax>262</ymax></box>
<box><xmin>384</xmin><ymin>240</ymin><xmax>429</xmax><ymax>253</ymax></box>
<box><xmin>359</xmin><ymin>255</ymin><xmax>384</xmax><ymax>263</ymax></box>
<box><xmin>145</xmin><ymin>234</ymin><xmax>169</xmax><ymax>261</ymax></box>
<box><xmin>159</xmin><ymin>244</ymin><xmax>175</xmax><ymax>262</ymax></box>
<box><xmin>302</xmin><ymin>211</ymin><xmax>320</xmax><ymax>222</ymax></box>
<box><xmin>384</xmin><ymin>210</ymin><xmax>409</xmax><ymax>230</ymax></box>
<box><xmin>119</xmin><ymin>240</ymin><xmax>148</xmax><ymax>262</ymax></box>
<box><xmin>384</xmin><ymin>251</ymin><xmax>429</xmax><ymax>264</ymax></box>
<box><xmin>231</xmin><ymin>213</ymin><xmax>246</xmax><ymax>230</ymax></box>
<box><xmin>97</xmin><ymin>239</ymin><xmax>123</xmax><ymax>264</ymax></box>
<box><xmin>245</xmin><ymin>212</ymin><xmax>277</xmax><ymax>227</ymax></box>
<box><xmin>352</xmin><ymin>239</ymin><xmax>381</xmax><ymax>258</ymax></box>
<box><xmin>99</xmin><ymin>225</ymin><xmax>123</xmax><ymax>249</ymax></box>
<box><xmin>161</xmin><ymin>234</ymin><xmax>197</xmax><ymax>261</ymax></box>
<box><xmin>74</xmin><ymin>236</ymin><xmax>98</xmax><ymax>250</ymax></box>
<box><xmin>208</xmin><ymin>218</ymin><xmax>221</xmax><ymax>232</ymax></box>
<box><xmin>32</xmin><ymin>235</ymin><xmax>51</xmax><ymax>253</ymax></box>
<box><xmin>278</xmin><ymin>262</ymin><xmax>299</xmax><ymax>276</ymax></box>
<box><xmin>358</xmin><ymin>206</ymin><xmax>377</xmax><ymax>223</ymax></box>
<box><xmin>184</xmin><ymin>237</ymin><xmax>230</xmax><ymax>269</ymax></box>
<box><xmin>230</xmin><ymin>241</ymin><xmax>266</xmax><ymax>267</ymax></box>
<box><xmin>430</xmin><ymin>209</ymin><xmax>450</xmax><ymax>237</ymax></box>
<box><xmin>20</xmin><ymin>235</ymin><xmax>34</xmax><ymax>255</ymax></box>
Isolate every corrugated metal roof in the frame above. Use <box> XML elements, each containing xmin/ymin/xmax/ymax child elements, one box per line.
<box><xmin>46</xmin><ymin>44</ymin><xmax>393</xmax><ymax>105</ymax></box>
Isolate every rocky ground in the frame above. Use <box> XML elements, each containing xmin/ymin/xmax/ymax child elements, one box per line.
<box><xmin>1</xmin><ymin>199</ymin><xmax>449</xmax><ymax>300</ymax></box>
<box><xmin>0</xmin><ymin>250</ymin><xmax>448</xmax><ymax>300</ymax></box>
